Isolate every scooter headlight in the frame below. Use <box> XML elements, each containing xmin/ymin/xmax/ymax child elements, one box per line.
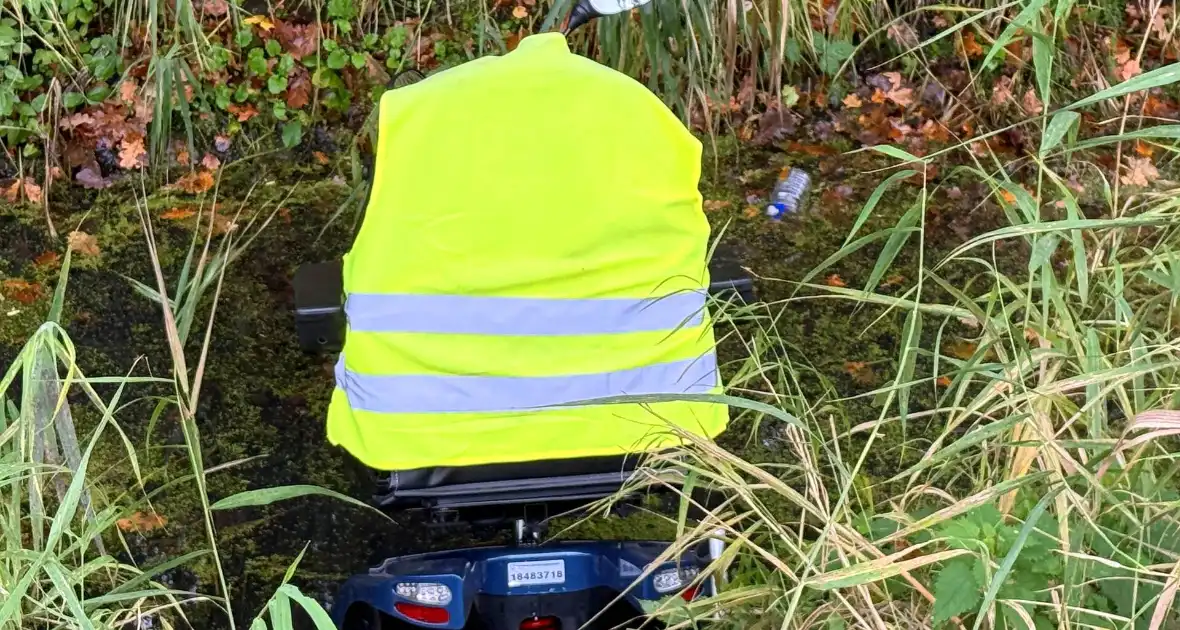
<box><xmin>652</xmin><ymin>566</ymin><xmax>700</xmax><ymax>593</ymax></box>
<box><xmin>395</xmin><ymin>582</ymin><xmax>453</xmax><ymax>606</ymax></box>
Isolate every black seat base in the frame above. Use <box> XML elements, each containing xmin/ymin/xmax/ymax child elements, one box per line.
<box><xmin>374</xmin><ymin>454</ymin><xmax>647</xmax><ymax>513</ymax></box>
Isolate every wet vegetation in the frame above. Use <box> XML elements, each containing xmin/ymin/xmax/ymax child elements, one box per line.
<box><xmin>3</xmin><ymin>0</ymin><xmax>1180</xmax><ymax>628</ymax></box>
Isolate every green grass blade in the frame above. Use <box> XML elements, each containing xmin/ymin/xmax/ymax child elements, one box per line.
<box><xmin>844</xmin><ymin>169</ymin><xmax>918</xmax><ymax>246</ymax></box>
<box><xmin>1065</xmin><ymin>63</ymin><xmax>1180</xmax><ymax>112</ymax></box>
<box><xmin>971</xmin><ymin>487</ymin><xmax>1062</xmax><ymax>630</ymax></box>
<box><xmin>278</xmin><ymin>584</ymin><xmax>337</xmax><ymax>630</ymax></box>
<box><xmin>210</xmin><ymin>484</ymin><xmax>395</xmax><ymax>523</ymax></box>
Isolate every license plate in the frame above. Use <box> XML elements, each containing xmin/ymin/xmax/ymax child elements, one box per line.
<box><xmin>507</xmin><ymin>560</ymin><xmax>566</xmax><ymax>587</ymax></box>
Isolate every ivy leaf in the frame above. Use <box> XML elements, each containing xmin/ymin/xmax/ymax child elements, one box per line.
<box><xmin>63</xmin><ymin>91</ymin><xmax>86</xmax><ymax>108</ymax></box>
<box><xmin>281</xmin><ymin>120</ymin><xmax>303</xmax><ymax>148</ymax></box>
<box><xmin>327</xmin><ymin>48</ymin><xmax>348</xmax><ymax>69</ymax></box>
<box><xmin>933</xmin><ymin>558</ymin><xmax>981</xmax><ymax>626</ymax></box>
<box><xmin>265</xmin><ymin>38</ymin><xmax>282</xmax><ymax>56</ymax></box>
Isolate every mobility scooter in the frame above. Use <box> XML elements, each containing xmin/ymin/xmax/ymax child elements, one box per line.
<box><xmin>293</xmin><ymin>2</ymin><xmax>754</xmax><ymax>627</ymax></box>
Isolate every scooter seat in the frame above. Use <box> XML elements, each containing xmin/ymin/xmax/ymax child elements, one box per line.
<box><xmin>374</xmin><ymin>454</ymin><xmax>645</xmax><ymax>511</ymax></box>
<box><xmin>380</xmin><ymin>454</ymin><xmax>638</xmax><ymax>491</ymax></box>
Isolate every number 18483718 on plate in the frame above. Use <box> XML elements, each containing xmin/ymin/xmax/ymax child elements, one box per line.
<box><xmin>507</xmin><ymin>560</ymin><xmax>566</xmax><ymax>587</ymax></box>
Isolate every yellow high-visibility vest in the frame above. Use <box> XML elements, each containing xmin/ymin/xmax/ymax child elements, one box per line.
<box><xmin>327</xmin><ymin>33</ymin><xmax>728</xmax><ymax>472</ymax></box>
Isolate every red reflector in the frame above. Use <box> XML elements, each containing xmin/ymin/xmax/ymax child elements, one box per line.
<box><xmin>396</xmin><ymin>602</ymin><xmax>450</xmax><ymax>625</ymax></box>
<box><xmin>681</xmin><ymin>585</ymin><xmax>700</xmax><ymax>601</ymax></box>
<box><xmin>520</xmin><ymin>616</ymin><xmax>560</xmax><ymax>630</ymax></box>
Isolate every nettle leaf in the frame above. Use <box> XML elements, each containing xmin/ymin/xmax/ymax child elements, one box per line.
<box><xmin>933</xmin><ymin>557</ymin><xmax>982</xmax><ymax>626</ymax></box>
<box><xmin>938</xmin><ymin>518</ymin><xmax>981</xmax><ymax>548</ymax></box>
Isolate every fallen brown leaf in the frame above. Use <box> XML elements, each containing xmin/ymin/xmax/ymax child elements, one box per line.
<box><xmin>992</xmin><ymin>76</ymin><xmax>1014</xmax><ymax>106</ymax></box>
<box><xmin>275</xmin><ymin>20</ymin><xmax>319</xmax><ymax>59</ymax></box>
<box><xmin>1</xmin><ymin>279</ymin><xmax>42</xmax><ymax>304</ymax></box>
<box><xmin>214</xmin><ymin>134</ymin><xmax>232</xmax><ymax>153</ymax></box>
<box><xmin>286</xmin><ymin>67</ymin><xmax>312</xmax><ymax>109</ymax></box>
<box><xmin>1134</xmin><ymin>140</ymin><xmax>1154</xmax><ymax>157</ymax></box>
<box><xmin>1121</xmin><ymin>156</ymin><xmax>1159</xmax><ymax>186</ymax></box>
<box><xmin>313</xmin><ymin>151</ymin><xmax>330</xmax><ymax>165</ymax></box>
<box><xmin>886</xmin><ymin>86</ymin><xmax>914</xmax><ymax>107</ymax></box>
<box><xmin>227</xmin><ymin>102</ymin><xmax>259</xmax><ymax>122</ymax></box>
<box><xmin>704</xmin><ymin>199</ymin><xmax>732</xmax><ymax>212</ymax></box>
<box><xmin>1</xmin><ymin>180</ymin><xmax>18</xmax><ymax>203</ymax></box>
<box><xmin>119</xmin><ymin>132</ymin><xmax>147</xmax><ymax>169</ymax></box>
<box><xmin>825</xmin><ymin>274</ymin><xmax>847</xmax><ymax>287</ymax></box>
<box><xmin>843</xmin><ymin>361</ymin><xmax>877</xmax><ymax>386</ymax></box>
<box><xmin>961</xmin><ymin>31</ymin><xmax>983</xmax><ymax>58</ymax></box>
<box><xmin>842</xmin><ymin>93</ymin><xmax>863</xmax><ymax>108</ymax></box>
<box><xmin>119</xmin><ymin>80</ymin><xmax>137</xmax><ymax>103</ymax></box>
<box><xmin>201</xmin><ymin>152</ymin><xmax>222</xmax><ymax>171</ymax></box>
<box><xmin>512</xmin><ymin>5</ymin><xmax>528</xmax><ymax>18</ymax></box>
<box><xmin>1114</xmin><ymin>46</ymin><xmax>1143</xmax><ymax>82</ymax></box>
<box><xmin>944</xmin><ymin>340</ymin><xmax>978</xmax><ymax>360</ymax></box>
<box><xmin>1021</xmin><ymin>89</ymin><xmax>1043</xmax><ymax>115</ymax></box>
<box><xmin>116</xmin><ymin>511</ymin><xmax>168</xmax><ymax>533</ymax></box>
<box><xmin>936</xmin><ymin>375</ymin><xmax>952</xmax><ymax>387</ymax></box>
<box><xmin>199</xmin><ymin>0</ymin><xmax>230</xmax><ymax>16</ymax></box>
<box><xmin>742</xmin><ymin>206</ymin><xmax>761</xmax><ymax>219</ymax></box>
<box><xmin>920</xmin><ymin>120</ymin><xmax>951</xmax><ymax>143</ymax></box>
<box><xmin>68</xmin><ymin>231</ymin><xmax>100</xmax><ymax>257</ymax></box>
<box><xmin>34</xmin><ymin>251</ymin><xmax>60</xmax><ymax>268</ymax></box>
<box><xmin>22</xmin><ymin>178</ymin><xmax>42</xmax><ymax>204</ymax></box>
<box><xmin>175</xmin><ymin>170</ymin><xmax>216</xmax><ymax>194</ymax></box>
<box><xmin>160</xmin><ymin>207</ymin><xmax>196</xmax><ymax>220</ymax></box>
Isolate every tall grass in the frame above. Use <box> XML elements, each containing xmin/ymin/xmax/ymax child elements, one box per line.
<box><xmin>0</xmin><ymin>180</ymin><xmax>340</xmax><ymax>630</ymax></box>
<box><xmin>616</xmin><ymin>18</ymin><xmax>1180</xmax><ymax>630</ymax></box>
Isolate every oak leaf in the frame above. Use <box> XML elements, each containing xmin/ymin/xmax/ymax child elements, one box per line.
<box><xmin>175</xmin><ymin>170</ymin><xmax>216</xmax><ymax>194</ymax></box>
<box><xmin>119</xmin><ymin>132</ymin><xmax>147</xmax><ymax>169</ymax></box>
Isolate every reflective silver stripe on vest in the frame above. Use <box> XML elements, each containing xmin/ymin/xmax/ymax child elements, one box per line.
<box><xmin>345</xmin><ymin>292</ymin><xmax>706</xmax><ymax>335</ymax></box>
<box><xmin>335</xmin><ymin>353</ymin><xmax>718</xmax><ymax>414</ymax></box>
